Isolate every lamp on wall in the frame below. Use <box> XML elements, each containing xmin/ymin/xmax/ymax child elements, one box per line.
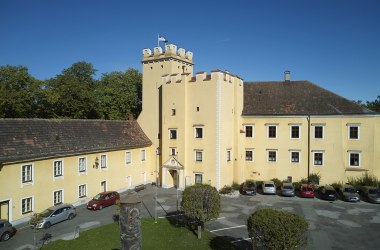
<box><xmin>93</xmin><ymin>157</ymin><xmax>99</xmax><ymax>169</ymax></box>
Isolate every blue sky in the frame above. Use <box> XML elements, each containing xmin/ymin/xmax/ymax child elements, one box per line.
<box><xmin>1</xmin><ymin>0</ymin><xmax>379</xmax><ymax>102</ymax></box>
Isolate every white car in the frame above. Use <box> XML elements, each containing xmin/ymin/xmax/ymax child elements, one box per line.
<box><xmin>262</xmin><ymin>181</ymin><xmax>276</xmax><ymax>194</ymax></box>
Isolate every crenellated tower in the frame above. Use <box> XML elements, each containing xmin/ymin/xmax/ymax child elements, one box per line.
<box><xmin>138</xmin><ymin>44</ymin><xmax>194</xmax><ymax>150</ymax></box>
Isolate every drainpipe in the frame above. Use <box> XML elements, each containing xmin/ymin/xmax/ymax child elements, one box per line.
<box><xmin>307</xmin><ymin>115</ymin><xmax>310</xmax><ymax>183</ymax></box>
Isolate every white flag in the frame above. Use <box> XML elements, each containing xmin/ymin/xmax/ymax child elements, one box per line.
<box><xmin>158</xmin><ymin>36</ymin><xmax>168</xmax><ymax>43</ymax></box>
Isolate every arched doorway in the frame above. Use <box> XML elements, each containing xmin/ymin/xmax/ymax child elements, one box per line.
<box><xmin>169</xmin><ymin>170</ymin><xmax>178</xmax><ymax>188</ymax></box>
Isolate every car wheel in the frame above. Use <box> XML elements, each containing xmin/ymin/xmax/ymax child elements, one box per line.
<box><xmin>1</xmin><ymin>232</ymin><xmax>11</xmax><ymax>241</ymax></box>
<box><xmin>68</xmin><ymin>213</ymin><xmax>74</xmax><ymax>220</ymax></box>
<box><xmin>98</xmin><ymin>205</ymin><xmax>103</xmax><ymax>210</ymax></box>
<box><xmin>44</xmin><ymin>222</ymin><xmax>51</xmax><ymax>229</ymax></box>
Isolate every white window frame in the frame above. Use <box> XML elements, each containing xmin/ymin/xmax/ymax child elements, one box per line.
<box><xmin>290</xmin><ymin>125</ymin><xmax>301</xmax><ymax>139</ymax></box>
<box><xmin>245</xmin><ymin>150</ymin><xmax>254</xmax><ymax>161</ymax></box>
<box><xmin>313</xmin><ymin>151</ymin><xmax>324</xmax><ymax>166</ymax></box>
<box><xmin>78</xmin><ymin>157</ymin><xmax>87</xmax><ymax>173</ymax></box>
<box><xmin>78</xmin><ymin>184</ymin><xmax>87</xmax><ymax>198</ymax></box>
<box><xmin>21</xmin><ymin>163</ymin><xmax>33</xmax><ymax>185</ymax></box>
<box><xmin>171</xmin><ymin>108</ymin><xmax>176</xmax><ymax>116</ymax></box>
<box><xmin>170</xmin><ymin>147</ymin><xmax>177</xmax><ymax>156</ymax></box>
<box><xmin>227</xmin><ymin>150</ymin><xmax>231</xmax><ymax>162</ymax></box>
<box><xmin>267</xmin><ymin>150</ymin><xmax>277</xmax><ymax>162</ymax></box>
<box><xmin>313</xmin><ymin>125</ymin><xmax>324</xmax><ymax>139</ymax></box>
<box><xmin>245</xmin><ymin>125</ymin><xmax>254</xmax><ymax>138</ymax></box>
<box><xmin>141</xmin><ymin>149</ymin><xmax>146</xmax><ymax>162</ymax></box>
<box><xmin>100</xmin><ymin>154</ymin><xmax>107</xmax><ymax>169</ymax></box>
<box><xmin>267</xmin><ymin>125</ymin><xmax>277</xmax><ymax>139</ymax></box>
<box><xmin>53</xmin><ymin>160</ymin><xmax>63</xmax><ymax>178</ymax></box>
<box><xmin>195</xmin><ymin>151</ymin><xmax>203</xmax><ymax>162</ymax></box>
<box><xmin>21</xmin><ymin>196</ymin><xmax>33</xmax><ymax>215</ymax></box>
<box><xmin>348</xmin><ymin>124</ymin><xmax>360</xmax><ymax>140</ymax></box>
<box><xmin>290</xmin><ymin>151</ymin><xmax>300</xmax><ymax>163</ymax></box>
<box><xmin>169</xmin><ymin>129</ymin><xmax>177</xmax><ymax>139</ymax></box>
<box><xmin>348</xmin><ymin>151</ymin><xmax>361</xmax><ymax>167</ymax></box>
<box><xmin>126</xmin><ymin>151</ymin><xmax>132</xmax><ymax>165</ymax></box>
<box><xmin>194</xmin><ymin>173</ymin><xmax>203</xmax><ymax>184</ymax></box>
<box><xmin>194</xmin><ymin>127</ymin><xmax>203</xmax><ymax>139</ymax></box>
<box><xmin>53</xmin><ymin>189</ymin><xmax>64</xmax><ymax>206</ymax></box>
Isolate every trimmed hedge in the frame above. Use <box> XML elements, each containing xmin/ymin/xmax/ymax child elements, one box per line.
<box><xmin>247</xmin><ymin>208</ymin><xmax>308</xmax><ymax>250</ymax></box>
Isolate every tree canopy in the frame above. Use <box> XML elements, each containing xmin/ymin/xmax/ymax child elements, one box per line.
<box><xmin>0</xmin><ymin>62</ymin><xmax>142</xmax><ymax>119</ymax></box>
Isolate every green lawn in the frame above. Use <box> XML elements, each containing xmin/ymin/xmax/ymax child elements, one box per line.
<box><xmin>42</xmin><ymin>218</ymin><xmax>239</xmax><ymax>250</ymax></box>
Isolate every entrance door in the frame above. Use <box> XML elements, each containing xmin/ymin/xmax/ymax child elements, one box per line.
<box><xmin>0</xmin><ymin>201</ymin><xmax>9</xmax><ymax>220</ymax></box>
<box><xmin>169</xmin><ymin>170</ymin><xmax>178</xmax><ymax>188</ymax></box>
<box><xmin>101</xmin><ymin>181</ymin><xmax>107</xmax><ymax>192</ymax></box>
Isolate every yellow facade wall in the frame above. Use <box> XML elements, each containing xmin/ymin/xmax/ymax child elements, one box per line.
<box><xmin>0</xmin><ymin>146</ymin><xmax>152</xmax><ymax>224</ymax></box>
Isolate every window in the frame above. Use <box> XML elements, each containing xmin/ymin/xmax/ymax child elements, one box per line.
<box><xmin>268</xmin><ymin>151</ymin><xmax>277</xmax><ymax>162</ymax></box>
<box><xmin>195</xmin><ymin>151</ymin><xmax>203</xmax><ymax>162</ymax></box>
<box><xmin>268</xmin><ymin>125</ymin><xmax>277</xmax><ymax>138</ymax></box>
<box><xmin>245</xmin><ymin>125</ymin><xmax>253</xmax><ymax>138</ymax></box>
<box><xmin>101</xmin><ymin>181</ymin><xmax>107</xmax><ymax>192</ymax></box>
<box><xmin>195</xmin><ymin>174</ymin><xmax>203</xmax><ymax>184</ymax></box>
<box><xmin>291</xmin><ymin>126</ymin><xmax>300</xmax><ymax>139</ymax></box>
<box><xmin>22</xmin><ymin>164</ymin><xmax>33</xmax><ymax>183</ymax></box>
<box><xmin>100</xmin><ymin>155</ymin><xmax>107</xmax><ymax>169</ymax></box>
<box><xmin>126</xmin><ymin>152</ymin><xmax>132</xmax><ymax>164</ymax></box>
<box><xmin>196</xmin><ymin>107</ymin><xmax>200</xmax><ymax>112</ymax></box>
<box><xmin>53</xmin><ymin>190</ymin><xmax>63</xmax><ymax>205</ymax></box>
<box><xmin>170</xmin><ymin>147</ymin><xmax>177</xmax><ymax>156</ymax></box>
<box><xmin>227</xmin><ymin>150</ymin><xmax>231</xmax><ymax>162</ymax></box>
<box><xmin>53</xmin><ymin>160</ymin><xmax>63</xmax><ymax>177</ymax></box>
<box><xmin>313</xmin><ymin>152</ymin><xmax>324</xmax><ymax>166</ymax></box>
<box><xmin>172</xmin><ymin>109</ymin><xmax>176</xmax><ymax>116</ymax></box>
<box><xmin>141</xmin><ymin>149</ymin><xmax>146</xmax><ymax>161</ymax></box>
<box><xmin>169</xmin><ymin>129</ymin><xmax>177</xmax><ymax>139</ymax></box>
<box><xmin>314</xmin><ymin>126</ymin><xmax>323</xmax><ymax>139</ymax></box>
<box><xmin>21</xmin><ymin>197</ymin><xmax>33</xmax><ymax>214</ymax></box>
<box><xmin>349</xmin><ymin>126</ymin><xmax>359</xmax><ymax>139</ymax></box>
<box><xmin>78</xmin><ymin>184</ymin><xmax>87</xmax><ymax>198</ymax></box>
<box><xmin>195</xmin><ymin>127</ymin><xmax>203</xmax><ymax>138</ymax></box>
<box><xmin>349</xmin><ymin>152</ymin><xmax>360</xmax><ymax>167</ymax></box>
<box><xmin>291</xmin><ymin>151</ymin><xmax>300</xmax><ymax>163</ymax></box>
<box><xmin>245</xmin><ymin>150</ymin><xmax>253</xmax><ymax>161</ymax></box>
<box><xmin>78</xmin><ymin>157</ymin><xmax>86</xmax><ymax>173</ymax></box>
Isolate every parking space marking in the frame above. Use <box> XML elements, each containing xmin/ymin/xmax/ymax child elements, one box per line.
<box><xmin>209</xmin><ymin>225</ymin><xmax>246</xmax><ymax>232</ymax></box>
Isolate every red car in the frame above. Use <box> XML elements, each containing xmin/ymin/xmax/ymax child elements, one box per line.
<box><xmin>300</xmin><ymin>184</ymin><xmax>314</xmax><ymax>198</ymax></box>
<box><xmin>87</xmin><ymin>191</ymin><xmax>120</xmax><ymax>210</ymax></box>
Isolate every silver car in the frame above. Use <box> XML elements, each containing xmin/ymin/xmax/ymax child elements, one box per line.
<box><xmin>361</xmin><ymin>186</ymin><xmax>380</xmax><ymax>204</ymax></box>
<box><xmin>30</xmin><ymin>204</ymin><xmax>76</xmax><ymax>229</ymax></box>
<box><xmin>263</xmin><ymin>181</ymin><xmax>276</xmax><ymax>195</ymax></box>
<box><xmin>340</xmin><ymin>184</ymin><xmax>360</xmax><ymax>202</ymax></box>
<box><xmin>281</xmin><ymin>183</ymin><xmax>295</xmax><ymax>197</ymax></box>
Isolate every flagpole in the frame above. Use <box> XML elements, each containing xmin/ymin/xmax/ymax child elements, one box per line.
<box><xmin>157</xmin><ymin>34</ymin><xmax>159</xmax><ymax>47</ymax></box>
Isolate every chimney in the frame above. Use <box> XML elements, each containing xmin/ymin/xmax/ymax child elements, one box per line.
<box><xmin>284</xmin><ymin>70</ymin><xmax>291</xmax><ymax>82</ymax></box>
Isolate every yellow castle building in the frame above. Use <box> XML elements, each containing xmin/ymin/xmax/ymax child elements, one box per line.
<box><xmin>1</xmin><ymin>43</ymin><xmax>379</xmax><ymax>224</ymax></box>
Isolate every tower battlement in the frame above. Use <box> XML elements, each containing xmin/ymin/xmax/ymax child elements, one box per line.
<box><xmin>161</xmin><ymin>69</ymin><xmax>243</xmax><ymax>85</ymax></box>
<box><xmin>142</xmin><ymin>44</ymin><xmax>193</xmax><ymax>64</ymax></box>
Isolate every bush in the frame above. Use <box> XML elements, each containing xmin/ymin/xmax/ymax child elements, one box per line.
<box><xmin>293</xmin><ymin>181</ymin><xmax>301</xmax><ymax>191</ymax></box>
<box><xmin>247</xmin><ymin>208</ymin><xmax>308</xmax><ymax>250</ymax></box>
<box><xmin>270</xmin><ymin>178</ymin><xmax>282</xmax><ymax>189</ymax></box>
<box><xmin>256</xmin><ymin>181</ymin><xmax>263</xmax><ymax>190</ymax></box>
<box><xmin>347</xmin><ymin>172</ymin><xmax>380</xmax><ymax>190</ymax></box>
<box><xmin>309</xmin><ymin>173</ymin><xmax>321</xmax><ymax>185</ymax></box>
<box><xmin>219</xmin><ymin>185</ymin><xmax>233</xmax><ymax>194</ymax></box>
<box><xmin>232</xmin><ymin>182</ymin><xmax>240</xmax><ymax>191</ymax></box>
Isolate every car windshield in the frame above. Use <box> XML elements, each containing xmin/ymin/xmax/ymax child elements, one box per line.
<box><xmin>283</xmin><ymin>186</ymin><xmax>293</xmax><ymax>190</ymax></box>
<box><xmin>326</xmin><ymin>190</ymin><xmax>336</xmax><ymax>194</ymax></box>
<box><xmin>264</xmin><ymin>184</ymin><xmax>274</xmax><ymax>187</ymax></box>
<box><xmin>40</xmin><ymin>209</ymin><xmax>54</xmax><ymax>218</ymax></box>
<box><xmin>93</xmin><ymin>194</ymin><xmax>105</xmax><ymax>201</ymax></box>
<box><xmin>344</xmin><ymin>188</ymin><xmax>355</xmax><ymax>193</ymax></box>
<box><xmin>303</xmin><ymin>187</ymin><xmax>313</xmax><ymax>191</ymax></box>
<box><xmin>369</xmin><ymin>189</ymin><xmax>380</xmax><ymax>194</ymax></box>
<box><xmin>245</xmin><ymin>182</ymin><xmax>255</xmax><ymax>188</ymax></box>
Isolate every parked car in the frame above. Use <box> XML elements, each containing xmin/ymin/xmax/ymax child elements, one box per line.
<box><xmin>240</xmin><ymin>180</ymin><xmax>257</xmax><ymax>196</ymax></box>
<box><xmin>340</xmin><ymin>184</ymin><xmax>360</xmax><ymax>202</ymax></box>
<box><xmin>300</xmin><ymin>184</ymin><xmax>315</xmax><ymax>198</ymax></box>
<box><xmin>0</xmin><ymin>219</ymin><xmax>16</xmax><ymax>241</ymax></box>
<box><xmin>262</xmin><ymin>181</ymin><xmax>276</xmax><ymax>195</ymax></box>
<box><xmin>317</xmin><ymin>185</ymin><xmax>338</xmax><ymax>201</ymax></box>
<box><xmin>87</xmin><ymin>191</ymin><xmax>120</xmax><ymax>210</ymax></box>
<box><xmin>30</xmin><ymin>204</ymin><xmax>76</xmax><ymax>229</ymax></box>
<box><xmin>281</xmin><ymin>183</ymin><xmax>295</xmax><ymax>197</ymax></box>
<box><xmin>361</xmin><ymin>186</ymin><xmax>380</xmax><ymax>204</ymax></box>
